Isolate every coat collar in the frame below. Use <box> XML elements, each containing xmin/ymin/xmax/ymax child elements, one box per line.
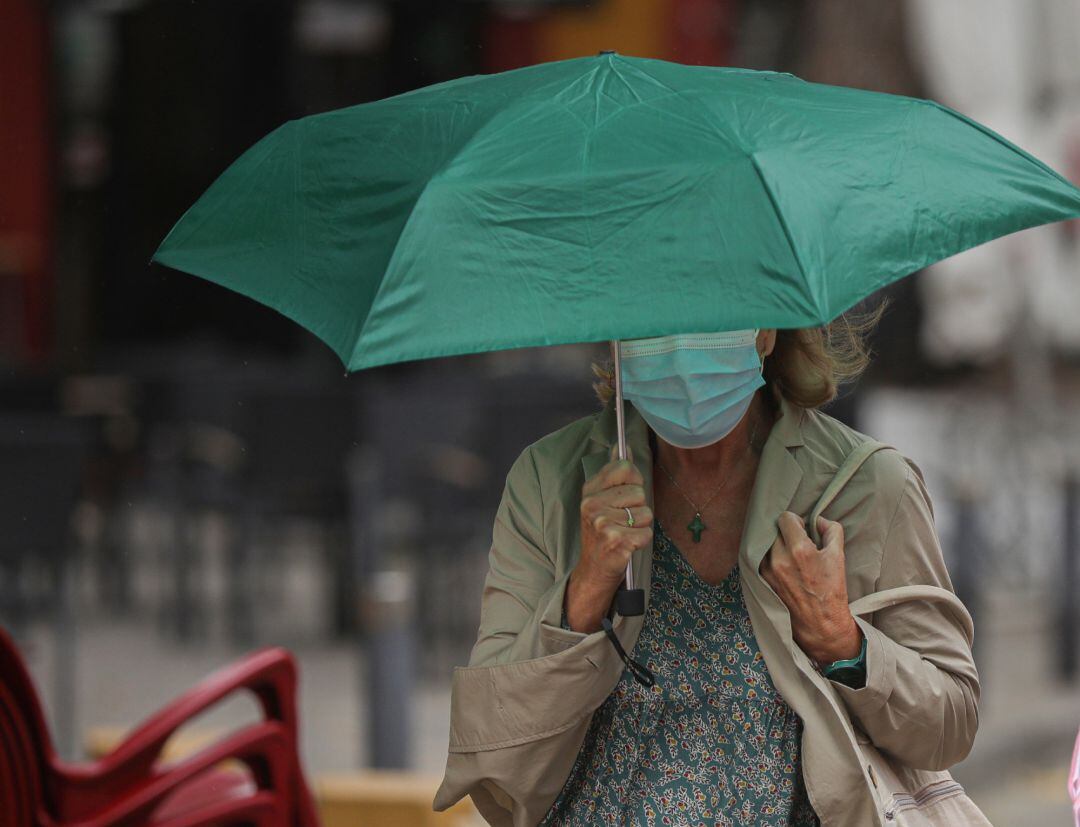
<box><xmin>580</xmin><ymin>384</ymin><xmax>806</xmax><ymax>583</ymax></box>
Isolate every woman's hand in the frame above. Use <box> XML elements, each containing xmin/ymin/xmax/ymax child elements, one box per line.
<box><xmin>565</xmin><ymin>443</ymin><xmax>654</xmax><ymax>633</ymax></box>
<box><xmin>760</xmin><ymin>511</ymin><xmax>863</xmax><ymax>667</ymax></box>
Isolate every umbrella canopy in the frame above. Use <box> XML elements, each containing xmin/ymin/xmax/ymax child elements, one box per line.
<box><xmin>152</xmin><ymin>51</ymin><xmax>1080</xmax><ymax>372</ymax></box>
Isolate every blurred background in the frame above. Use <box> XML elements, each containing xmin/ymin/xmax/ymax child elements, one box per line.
<box><xmin>2</xmin><ymin>0</ymin><xmax>1079</xmax><ymax>824</ymax></box>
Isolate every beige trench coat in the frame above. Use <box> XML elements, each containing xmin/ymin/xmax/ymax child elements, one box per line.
<box><xmin>434</xmin><ymin>387</ymin><xmax>989</xmax><ymax>826</ymax></box>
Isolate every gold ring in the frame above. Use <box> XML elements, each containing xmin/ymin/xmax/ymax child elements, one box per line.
<box><xmin>624</xmin><ymin>506</ymin><xmax>635</xmax><ymax>527</ymax></box>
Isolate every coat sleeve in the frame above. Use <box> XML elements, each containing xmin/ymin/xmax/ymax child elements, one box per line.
<box><xmin>434</xmin><ymin>445</ymin><xmax>631</xmax><ymax>825</ymax></box>
<box><xmin>830</xmin><ymin>454</ymin><xmax>981</xmax><ymax>771</ymax></box>
<box><xmin>467</xmin><ymin>444</ymin><xmax>590</xmax><ymax>667</ymax></box>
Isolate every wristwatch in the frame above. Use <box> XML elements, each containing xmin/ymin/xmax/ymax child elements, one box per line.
<box><xmin>821</xmin><ymin>636</ymin><xmax>868</xmax><ymax>689</ymax></box>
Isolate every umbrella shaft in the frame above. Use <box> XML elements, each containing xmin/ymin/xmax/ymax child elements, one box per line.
<box><xmin>612</xmin><ymin>340</ymin><xmax>635</xmax><ymax>593</ymax></box>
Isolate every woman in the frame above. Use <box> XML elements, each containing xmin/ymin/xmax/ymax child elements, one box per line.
<box><xmin>434</xmin><ymin>313</ymin><xmax>987</xmax><ymax>827</ymax></box>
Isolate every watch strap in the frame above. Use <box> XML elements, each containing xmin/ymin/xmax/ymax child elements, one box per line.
<box><xmin>821</xmin><ymin>636</ymin><xmax>867</xmax><ymax>685</ymax></box>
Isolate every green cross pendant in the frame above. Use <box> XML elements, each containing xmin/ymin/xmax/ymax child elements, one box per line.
<box><xmin>687</xmin><ymin>512</ymin><xmax>707</xmax><ymax>543</ymax></box>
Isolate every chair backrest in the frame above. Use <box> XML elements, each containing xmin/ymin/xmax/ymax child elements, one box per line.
<box><xmin>0</xmin><ymin>627</ymin><xmax>54</xmax><ymax>827</ymax></box>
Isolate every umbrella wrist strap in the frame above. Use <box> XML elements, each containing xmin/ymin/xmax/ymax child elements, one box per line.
<box><xmin>601</xmin><ymin>617</ymin><xmax>655</xmax><ymax>687</ymax></box>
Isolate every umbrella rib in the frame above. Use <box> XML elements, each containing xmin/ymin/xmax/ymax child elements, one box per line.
<box><xmin>920</xmin><ymin>98</ymin><xmax>1080</xmax><ymax>194</ymax></box>
<box><xmin>748</xmin><ymin>153</ymin><xmax>823</xmax><ymax>321</ymax></box>
<box><xmin>345</xmin><ymin>177</ymin><xmax>440</xmax><ymax>368</ymax></box>
<box><xmin>346</xmin><ymin>100</ymin><xmax>545</xmax><ymax>366</ymax></box>
<box><xmin>620</xmin><ymin>60</ymin><xmax>744</xmax><ymax>153</ymax></box>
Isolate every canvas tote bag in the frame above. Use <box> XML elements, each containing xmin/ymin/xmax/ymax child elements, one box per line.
<box><xmin>806</xmin><ymin>439</ymin><xmax>993</xmax><ymax>825</ymax></box>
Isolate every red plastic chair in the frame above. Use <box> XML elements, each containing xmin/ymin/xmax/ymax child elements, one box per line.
<box><xmin>0</xmin><ymin>626</ymin><xmax>320</xmax><ymax>827</ymax></box>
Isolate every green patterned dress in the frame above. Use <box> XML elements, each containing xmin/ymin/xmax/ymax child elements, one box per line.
<box><xmin>541</xmin><ymin>518</ymin><xmax>820</xmax><ymax>826</ymax></box>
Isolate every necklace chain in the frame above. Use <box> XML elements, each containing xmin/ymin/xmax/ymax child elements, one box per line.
<box><xmin>654</xmin><ymin>415</ymin><xmax>761</xmax><ymax>542</ymax></box>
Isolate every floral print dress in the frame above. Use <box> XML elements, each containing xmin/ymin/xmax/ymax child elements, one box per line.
<box><xmin>541</xmin><ymin>518</ymin><xmax>820</xmax><ymax>826</ymax></box>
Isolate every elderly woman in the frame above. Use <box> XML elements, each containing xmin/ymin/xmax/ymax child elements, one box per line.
<box><xmin>434</xmin><ymin>315</ymin><xmax>989</xmax><ymax>827</ymax></box>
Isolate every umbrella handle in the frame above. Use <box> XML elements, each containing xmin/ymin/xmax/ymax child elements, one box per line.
<box><xmin>612</xmin><ymin>339</ymin><xmax>645</xmax><ymax>617</ymax></box>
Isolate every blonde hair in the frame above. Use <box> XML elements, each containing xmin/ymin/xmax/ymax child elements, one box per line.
<box><xmin>589</xmin><ymin>299</ymin><xmax>890</xmax><ymax>409</ymax></box>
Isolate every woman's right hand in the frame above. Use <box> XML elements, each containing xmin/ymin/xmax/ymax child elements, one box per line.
<box><xmin>564</xmin><ymin>443</ymin><xmax>654</xmax><ymax>633</ymax></box>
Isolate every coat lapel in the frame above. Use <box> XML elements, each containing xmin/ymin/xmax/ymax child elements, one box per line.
<box><xmin>740</xmin><ymin>389</ymin><xmax>805</xmax><ymax>573</ymax></box>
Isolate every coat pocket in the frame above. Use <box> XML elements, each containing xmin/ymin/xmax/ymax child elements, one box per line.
<box><xmin>538</xmin><ymin>618</ymin><xmax>590</xmax><ymax>654</ymax></box>
<box><xmin>855</xmin><ymin>740</ymin><xmax>992</xmax><ymax>825</ymax></box>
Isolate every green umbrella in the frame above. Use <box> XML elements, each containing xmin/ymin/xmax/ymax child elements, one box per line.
<box><xmin>151</xmin><ymin>50</ymin><xmax>1080</xmax><ymax>616</ymax></box>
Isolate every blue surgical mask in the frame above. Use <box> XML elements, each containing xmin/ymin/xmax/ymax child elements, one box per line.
<box><xmin>619</xmin><ymin>329</ymin><xmax>765</xmax><ymax>449</ymax></box>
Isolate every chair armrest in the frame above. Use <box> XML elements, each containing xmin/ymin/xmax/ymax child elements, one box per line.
<box><xmin>54</xmin><ymin>648</ymin><xmax>306</xmax><ymax>821</ymax></box>
<box><xmin>82</xmin><ymin>648</ymin><xmax>296</xmax><ymax>778</ymax></box>
<box><xmin>79</xmin><ymin>722</ymin><xmax>290</xmax><ymax>827</ymax></box>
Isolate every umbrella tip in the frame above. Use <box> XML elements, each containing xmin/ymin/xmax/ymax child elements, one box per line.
<box><xmin>598</xmin><ymin>50</ymin><xmax>616</xmax><ymax>56</ymax></box>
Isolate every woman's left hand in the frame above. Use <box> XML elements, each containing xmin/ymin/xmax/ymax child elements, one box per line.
<box><xmin>760</xmin><ymin>512</ymin><xmax>863</xmax><ymax>668</ymax></box>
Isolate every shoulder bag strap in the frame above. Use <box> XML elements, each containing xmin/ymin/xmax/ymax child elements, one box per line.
<box><xmin>807</xmin><ymin>439</ymin><xmax>893</xmax><ymax>547</ymax></box>
<box><xmin>807</xmin><ymin>439</ymin><xmax>975</xmax><ymax>640</ymax></box>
